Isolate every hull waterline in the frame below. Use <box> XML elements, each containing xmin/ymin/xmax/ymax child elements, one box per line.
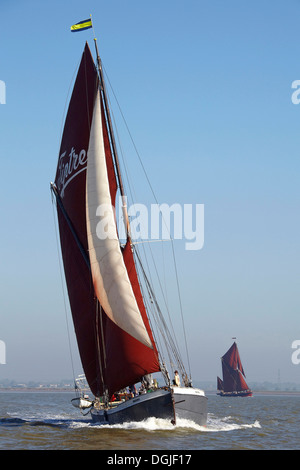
<box><xmin>217</xmin><ymin>390</ymin><xmax>253</xmax><ymax>397</ymax></box>
<box><xmin>90</xmin><ymin>388</ymin><xmax>175</xmax><ymax>425</ymax></box>
<box><xmin>90</xmin><ymin>387</ymin><xmax>208</xmax><ymax>426</ymax></box>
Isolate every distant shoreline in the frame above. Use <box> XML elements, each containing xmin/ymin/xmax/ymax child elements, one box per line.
<box><xmin>0</xmin><ymin>388</ymin><xmax>74</xmax><ymax>392</ymax></box>
<box><xmin>250</xmin><ymin>390</ymin><xmax>300</xmax><ymax>396</ymax></box>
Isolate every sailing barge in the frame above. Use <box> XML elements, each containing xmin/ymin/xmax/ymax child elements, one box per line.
<box><xmin>217</xmin><ymin>341</ymin><xmax>252</xmax><ymax>397</ymax></box>
<box><xmin>51</xmin><ymin>36</ymin><xmax>207</xmax><ymax>426</ymax></box>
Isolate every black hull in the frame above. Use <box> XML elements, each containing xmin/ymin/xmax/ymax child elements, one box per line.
<box><xmin>217</xmin><ymin>390</ymin><xmax>252</xmax><ymax>397</ymax></box>
<box><xmin>90</xmin><ymin>388</ymin><xmax>174</xmax><ymax>425</ymax></box>
<box><xmin>172</xmin><ymin>387</ymin><xmax>207</xmax><ymax>426</ymax></box>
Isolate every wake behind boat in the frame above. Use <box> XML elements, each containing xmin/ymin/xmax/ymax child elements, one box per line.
<box><xmin>51</xmin><ymin>20</ymin><xmax>207</xmax><ymax>426</ymax></box>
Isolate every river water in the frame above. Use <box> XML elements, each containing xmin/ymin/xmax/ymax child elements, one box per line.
<box><xmin>0</xmin><ymin>391</ymin><xmax>298</xmax><ymax>451</ymax></box>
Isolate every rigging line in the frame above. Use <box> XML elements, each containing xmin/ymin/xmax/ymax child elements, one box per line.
<box><xmin>140</xmin><ymin>267</ymin><xmax>175</xmax><ymax>386</ymax></box>
<box><xmin>93</xmin><ymin>40</ymin><xmax>130</xmax><ymax>241</ymax></box>
<box><xmin>104</xmin><ymin>79</ymin><xmax>177</xmax><ymax>357</ymax></box>
<box><xmin>102</xmin><ymin>70</ymin><xmax>143</xmax><ymax>246</ymax></box>
<box><xmin>171</xmin><ymin>238</ymin><xmax>192</xmax><ymax>380</ymax></box>
<box><xmin>104</xmin><ymin>82</ymin><xmax>169</xmax><ymax>360</ymax></box>
<box><xmin>134</xmin><ymin>248</ymin><xmax>187</xmax><ymax>378</ymax></box>
<box><xmin>147</xmin><ymin>304</ymin><xmax>175</xmax><ymax>375</ymax></box>
<box><xmin>83</xmin><ymin>51</ymin><xmax>93</xmax><ymax>135</ymax></box>
<box><xmin>51</xmin><ymin>184</ymin><xmax>103</xmax><ymax>393</ymax></box>
<box><xmin>136</xmin><ymin>257</ymin><xmax>168</xmax><ymax>356</ymax></box>
<box><xmin>95</xmin><ymin>300</ymin><xmax>106</xmax><ymax>394</ymax></box>
<box><xmin>141</xmin><ymin>281</ymin><xmax>177</xmax><ymax>378</ymax></box>
<box><xmin>131</xmin><ymin>220</ymin><xmax>182</xmax><ymax>370</ymax></box>
<box><xmin>102</xmin><ymin>73</ymin><xmax>170</xmax><ymax>328</ymax></box>
<box><xmin>50</xmin><ymin>184</ymin><xmax>90</xmax><ymax>269</ymax></box>
<box><xmin>146</xmin><ymin>242</ymin><xmax>182</xmax><ymax>360</ymax></box>
<box><xmin>101</xmin><ymin>68</ymin><xmax>175</xmax><ymax>336</ymax></box>
<box><xmin>107</xmin><ymin>84</ymin><xmax>170</xmax><ymax>332</ymax></box>
<box><xmin>131</xmin><ymin>239</ymin><xmax>171</xmax><ymax>245</ymax></box>
<box><xmin>130</xmin><ymin>235</ymin><xmax>169</xmax><ymax>368</ymax></box>
<box><xmin>102</xmin><ymin>64</ymin><xmax>191</xmax><ymax>376</ymax></box>
<box><xmin>102</xmin><ymin>65</ymin><xmax>156</xmax><ymax>196</ymax></box>
<box><xmin>139</xmin><ymin>278</ymin><xmax>166</xmax><ymax>370</ymax></box>
<box><xmin>50</xmin><ymin>191</ymin><xmax>76</xmax><ymax>386</ymax></box>
<box><xmin>161</xmin><ymin>240</ymin><xmax>169</xmax><ymax>319</ymax></box>
<box><xmin>129</xmin><ymin>209</ymin><xmax>187</xmax><ymax>375</ymax></box>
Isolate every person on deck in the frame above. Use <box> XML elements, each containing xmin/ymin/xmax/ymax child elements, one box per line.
<box><xmin>128</xmin><ymin>384</ymin><xmax>137</xmax><ymax>398</ymax></box>
<box><xmin>174</xmin><ymin>370</ymin><xmax>181</xmax><ymax>387</ymax></box>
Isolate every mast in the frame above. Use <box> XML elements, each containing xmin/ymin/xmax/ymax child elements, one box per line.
<box><xmin>93</xmin><ymin>37</ymin><xmax>131</xmax><ymax>240</ymax></box>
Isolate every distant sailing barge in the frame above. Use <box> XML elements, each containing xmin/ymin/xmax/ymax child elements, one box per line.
<box><xmin>217</xmin><ymin>341</ymin><xmax>252</xmax><ymax>397</ymax></box>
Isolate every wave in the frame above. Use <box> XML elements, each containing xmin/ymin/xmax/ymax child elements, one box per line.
<box><xmin>0</xmin><ymin>414</ymin><xmax>86</xmax><ymax>429</ymax></box>
<box><xmin>87</xmin><ymin>417</ymin><xmax>201</xmax><ymax>431</ymax></box>
<box><xmin>0</xmin><ymin>417</ymin><xmax>27</xmax><ymax>426</ymax></box>
<box><xmin>0</xmin><ymin>413</ymin><xmax>261</xmax><ymax>433</ymax></box>
<box><xmin>206</xmin><ymin>413</ymin><xmax>261</xmax><ymax>432</ymax></box>
<box><xmin>74</xmin><ymin>415</ymin><xmax>261</xmax><ymax>433</ymax></box>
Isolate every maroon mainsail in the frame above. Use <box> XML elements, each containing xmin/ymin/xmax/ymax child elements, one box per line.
<box><xmin>52</xmin><ymin>43</ymin><xmax>160</xmax><ymax>399</ymax></box>
<box><xmin>218</xmin><ymin>342</ymin><xmax>252</xmax><ymax>397</ymax></box>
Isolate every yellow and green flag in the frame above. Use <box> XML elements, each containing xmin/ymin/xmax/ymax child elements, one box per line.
<box><xmin>70</xmin><ymin>18</ymin><xmax>92</xmax><ymax>33</ymax></box>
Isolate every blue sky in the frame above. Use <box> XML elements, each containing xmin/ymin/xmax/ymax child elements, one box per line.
<box><xmin>0</xmin><ymin>0</ymin><xmax>299</xmax><ymax>386</ymax></box>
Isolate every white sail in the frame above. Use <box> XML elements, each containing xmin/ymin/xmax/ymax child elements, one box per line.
<box><xmin>86</xmin><ymin>90</ymin><xmax>152</xmax><ymax>348</ymax></box>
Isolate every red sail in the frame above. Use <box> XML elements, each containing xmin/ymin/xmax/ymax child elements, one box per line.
<box><xmin>217</xmin><ymin>376</ymin><xmax>223</xmax><ymax>391</ymax></box>
<box><xmin>101</xmin><ymin>242</ymin><xmax>160</xmax><ymax>394</ymax></box>
<box><xmin>222</xmin><ymin>342</ymin><xmax>245</xmax><ymax>377</ymax></box>
<box><xmin>221</xmin><ymin>342</ymin><xmax>250</xmax><ymax>392</ymax></box>
<box><xmin>54</xmin><ymin>43</ymin><xmax>101</xmax><ymax>396</ymax></box>
<box><xmin>54</xmin><ymin>43</ymin><xmax>160</xmax><ymax>397</ymax></box>
<box><xmin>236</xmin><ymin>370</ymin><xmax>250</xmax><ymax>391</ymax></box>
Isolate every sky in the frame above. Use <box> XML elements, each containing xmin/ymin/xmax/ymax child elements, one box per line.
<box><xmin>0</xmin><ymin>0</ymin><xmax>299</xmax><ymax>387</ymax></box>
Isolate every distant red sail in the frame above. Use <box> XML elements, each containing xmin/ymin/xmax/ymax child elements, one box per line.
<box><xmin>217</xmin><ymin>376</ymin><xmax>223</xmax><ymax>391</ymax></box>
<box><xmin>236</xmin><ymin>369</ymin><xmax>250</xmax><ymax>391</ymax></box>
<box><xmin>220</xmin><ymin>342</ymin><xmax>251</xmax><ymax>393</ymax></box>
<box><xmin>54</xmin><ymin>43</ymin><xmax>160</xmax><ymax>398</ymax></box>
<box><xmin>221</xmin><ymin>342</ymin><xmax>245</xmax><ymax>377</ymax></box>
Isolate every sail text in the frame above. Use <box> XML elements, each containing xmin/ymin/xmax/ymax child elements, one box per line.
<box><xmin>57</xmin><ymin>147</ymin><xmax>87</xmax><ymax>197</ymax></box>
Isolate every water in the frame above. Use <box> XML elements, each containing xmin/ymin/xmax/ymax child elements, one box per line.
<box><xmin>0</xmin><ymin>391</ymin><xmax>299</xmax><ymax>450</ymax></box>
